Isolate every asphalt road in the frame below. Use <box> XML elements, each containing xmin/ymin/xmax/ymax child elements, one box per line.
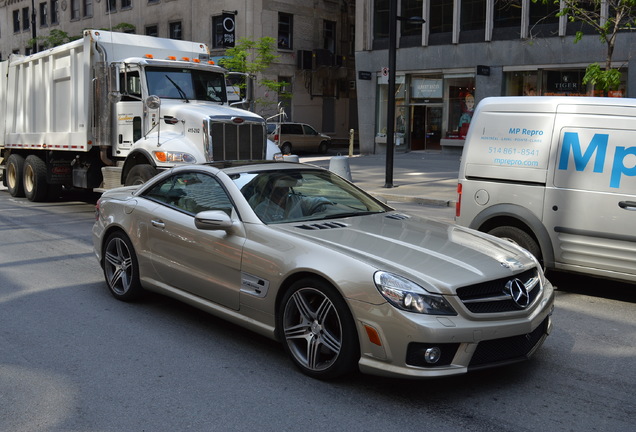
<box><xmin>1</xmin><ymin>189</ymin><xmax>635</xmax><ymax>432</ymax></box>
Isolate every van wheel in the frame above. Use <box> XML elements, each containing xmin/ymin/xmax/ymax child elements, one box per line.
<box><xmin>6</xmin><ymin>154</ymin><xmax>26</xmax><ymax>197</ymax></box>
<box><xmin>281</xmin><ymin>143</ymin><xmax>292</xmax><ymax>155</ymax></box>
<box><xmin>319</xmin><ymin>141</ymin><xmax>329</xmax><ymax>154</ymax></box>
<box><xmin>125</xmin><ymin>164</ymin><xmax>157</xmax><ymax>186</ymax></box>
<box><xmin>488</xmin><ymin>226</ymin><xmax>542</xmax><ymax>263</ymax></box>
<box><xmin>24</xmin><ymin>155</ymin><xmax>49</xmax><ymax>202</ymax></box>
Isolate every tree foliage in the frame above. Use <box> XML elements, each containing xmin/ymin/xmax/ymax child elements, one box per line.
<box><xmin>535</xmin><ymin>0</ymin><xmax>636</xmax><ymax>94</ymax></box>
<box><xmin>219</xmin><ymin>37</ymin><xmax>289</xmax><ymax>112</ymax></box>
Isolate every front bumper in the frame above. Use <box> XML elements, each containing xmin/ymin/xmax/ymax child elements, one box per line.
<box><xmin>351</xmin><ymin>280</ymin><xmax>555</xmax><ymax>379</ymax></box>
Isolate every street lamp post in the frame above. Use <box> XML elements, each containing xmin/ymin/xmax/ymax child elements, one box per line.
<box><xmin>384</xmin><ymin>0</ymin><xmax>424</xmax><ymax>188</ymax></box>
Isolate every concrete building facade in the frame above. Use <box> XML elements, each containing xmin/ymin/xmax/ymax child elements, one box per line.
<box><xmin>0</xmin><ymin>0</ymin><xmax>357</xmax><ymax>142</ymax></box>
<box><xmin>354</xmin><ymin>0</ymin><xmax>636</xmax><ymax>155</ymax></box>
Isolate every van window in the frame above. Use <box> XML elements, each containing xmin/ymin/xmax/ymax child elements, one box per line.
<box><xmin>282</xmin><ymin>124</ymin><xmax>303</xmax><ymax>134</ymax></box>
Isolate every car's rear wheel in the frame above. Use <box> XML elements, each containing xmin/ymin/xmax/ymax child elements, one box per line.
<box><xmin>279</xmin><ymin>278</ymin><xmax>359</xmax><ymax>379</ymax></box>
<box><xmin>102</xmin><ymin>231</ymin><xmax>143</xmax><ymax>301</ymax></box>
<box><xmin>488</xmin><ymin>225</ymin><xmax>542</xmax><ymax>264</ymax></box>
<box><xmin>280</xmin><ymin>142</ymin><xmax>292</xmax><ymax>155</ymax></box>
<box><xmin>6</xmin><ymin>154</ymin><xmax>26</xmax><ymax>197</ymax></box>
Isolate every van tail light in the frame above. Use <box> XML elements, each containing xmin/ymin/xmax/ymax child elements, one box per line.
<box><xmin>455</xmin><ymin>183</ymin><xmax>462</xmax><ymax>218</ymax></box>
<box><xmin>274</xmin><ymin>134</ymin><xmax>279</xmax><ymax>143</ymax></box>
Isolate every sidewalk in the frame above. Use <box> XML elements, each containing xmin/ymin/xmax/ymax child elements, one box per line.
<box><xmin>300</xmin><ymin>150</ymin><xmax>461</xmax><ymax>207</ymax></box>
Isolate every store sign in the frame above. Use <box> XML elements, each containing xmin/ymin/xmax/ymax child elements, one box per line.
<box><xmin>222</xmin><ymin>13</ymin><xmax>236</xmax><ymax>47</ymax></box>
<box><xmin>412</xmin><ymin>79</ymin><xmax>443</xmax><ymax>98</ymax></box>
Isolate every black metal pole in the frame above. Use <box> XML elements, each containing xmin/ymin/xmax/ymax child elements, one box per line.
<box><xmin>384</xmin><ymin>0</ymin><xmax>398</xmax><ymax>188</ymax></box>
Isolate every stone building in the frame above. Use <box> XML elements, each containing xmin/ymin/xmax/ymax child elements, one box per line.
<box><xmin>0</xmin><ymin>0</ymin><xmax>357</xmax><ymax>142</ymax></box>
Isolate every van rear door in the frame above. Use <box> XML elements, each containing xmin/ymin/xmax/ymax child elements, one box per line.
<box><xmin>545</xmin><ymin>108</ymin><xmax>636</xmax><ymax>281</ymax></box>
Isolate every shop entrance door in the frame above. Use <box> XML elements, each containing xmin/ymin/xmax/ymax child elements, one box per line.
<box><xmin>410</xmin><ymin>105</ymin><xmax>442</xmax><ymax>150</ymax></box>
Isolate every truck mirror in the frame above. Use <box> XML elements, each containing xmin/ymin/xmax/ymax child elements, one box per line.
<box><xmin>145</xmin><ymin>95</ymin><xmax>161</xmax><ymax>110</ymax></box>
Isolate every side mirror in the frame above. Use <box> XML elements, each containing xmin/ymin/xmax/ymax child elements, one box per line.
<box><xmin>194</xmin><ymin>210</ymin><xmax>234</xmax><ymax>231</ymax></box>
<box><xmin>108</xmin><ymin>63</ymin><xmax>122</xmax><ymax>103</ymax></box>
<box><xmin>145</xmin><ymin>95</ymin><xmax>161</xmax><ymax>110</ymax></box>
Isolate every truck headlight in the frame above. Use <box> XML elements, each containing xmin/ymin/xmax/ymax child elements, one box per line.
<box><xmin>374</xmin><ymin>271</ymin><xmax>456</xmax><ymax>315</ymax></box>
<box><xmin>153</xmin><ymin>151</ymin><xmax>196</xmax><ymax>163</ymax></box>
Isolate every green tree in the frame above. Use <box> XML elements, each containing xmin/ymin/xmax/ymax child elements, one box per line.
<box><xmin>218</xmin><ymin>37</ymin><xmax>289</xmax><ymax>113</ymax></box>
<box><xmin>28</xmin><ymin>29</ymin><xmax>79</xmax><ymax>50</ymax></box>
<box><xmin>535</xmin><ymin>0</ymin><xmax>636</xmax><ymax>95</ymax></box>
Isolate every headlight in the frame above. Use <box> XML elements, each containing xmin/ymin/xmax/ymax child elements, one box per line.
<box><xmin>153</xmin><ymin>151</ymin><xmax>197</xmax><ymax>163</ymax></box>
<box><xmin>374</xmin><ymin>271</ymin><xmax>456</xmax><ymax>315</ymax></box>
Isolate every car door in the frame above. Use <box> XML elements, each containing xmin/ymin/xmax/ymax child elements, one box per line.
<box><xmin>544</xmin><ymin>117</ymin><xmax>636</xmax><ymax>280</ymax></box>
<box><xmin>301</xmin><ymin>124</ymin><xmax>320</xmax><ymax>152</ymax></box>
<box><xmin>140</xmin><ymin>171</ymin><xmax>245</xmax><ymax>309</ymax></box>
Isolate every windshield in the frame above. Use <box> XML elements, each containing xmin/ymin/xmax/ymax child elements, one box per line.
<box><xmin>146</xmin><ymin>66</ymin><xmax>227</xmax><ymax>103</ymax></box>
<box><xmin>232</xmin><ymin>169</ymin><xmax>391</xmax><ymax>224</ymax></box>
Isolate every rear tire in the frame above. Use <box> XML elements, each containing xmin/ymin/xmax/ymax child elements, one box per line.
<box><xmin>125</xmin><ymin>164</ymin><xmax>157</xmax><ymax>186</ymax></box>
<box><xmin>24</xmin><ymin>155</ymin><xmax>49</xmax><ymax>202</ymax></box>
<box><xmin>319</xmin><ymin>141</ymin><xmax>329</xmax><ymax>154</ymax></box>
<box><xmin>488</xmin><ymin>226</ymin><xmax>542</xmax><ymax>263</ymax></box>
<box><xmin>6</xmin><ymin>154</ymin><xmax>26</xmax><ymax>197</ymax></box>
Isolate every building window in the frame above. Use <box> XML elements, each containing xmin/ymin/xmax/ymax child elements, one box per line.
<box><xmin>13</xmin><ymin>10</ymin><xmax>20</xmax><ymax>33</ymax></box>
<box><xmin>493</xmin><ymin>0</ymin><xmax>521</xmax><ymax>40</ymax></box>
<box><xmin>529</xmin><ymin>0</ymin><xmax>559</xmax><ymax>37</ymax></box>
<box><xmin>83</xmin><ymin>0</ymin><xmax>93</xmax><ymax>18</ymax></box>
<box><xmin>324</xmin><ymin>20</ymin><xmax>336</xmax><ymax>53</ymax></box>
<box><xmin>107</xmin><ymin>0</ymin><xmax>116</xmax><ymax>13</ymax></box>
<box><xmin>71</xmin><ymin>0</ymin><xmax>80</xmax><ymax>20</ymax></box>
<box><xmin>460</xmin><ymin>0</ymin><xmax>486</xmax><ymax>42</ymax></box>
<box><xmin>169</xmin><ymin>21</ymin><xmax>182</xmax><ymax>40</ymax></box>
<box><xmin>50</xmin><ymin>0</ymin><xmax>59</xmax><ymax>24</ymax></box>
<box><xmin>278</xmin><ymin>13</ymin><xmax>293</xmax><ymax>49</ymax></box>
<box><xmin>122</xmin><ymin>0</ymin><xmax>132</xmax><ymax>9</ymax></box>
<box><xmin>146</xmin><ymin>25</ymin><xmax>158</xmax><ymax>37</ymax></box>
<box><xmin>373</xmin><ymin>0</ymin><xmax>389</xmax><ymax>40</ymax></box>
<box><xmin>428</xmin><ymin>0</ymin><xmax>453</xmax><ymax>45</ymax></box>
<box><xmin>22</xmin><ymin>7</ymin><xmax>30</xmax><ymax>31</ymax></box>
<box><xmin>40</xmin><ymin>3</ymin><xmax>48</xmax><ymax>27</ymax></box>
<box><xmin>401</xmin><ymin>0</ymin><xmax>423</xmax><ymax>37</ymax></box>
<box><xmin>212</xmin><ymin>15</ymin><xmax>224</xmax><ymax>48</ymax></box>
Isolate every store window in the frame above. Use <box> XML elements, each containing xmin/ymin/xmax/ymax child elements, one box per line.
<box><xmin>445</xmin><ymin>76</ymin><xmax>475</xmax><ymax>139</ymax></box>
<box><xmin>503</xmin><ymin>71</ymin><xmax>539</xmax><ymax>96</ymax></box>
<box><xmin>375</xmin><ymin>75</ymin><xmax>406</xmax><ymax>146</ymax></box>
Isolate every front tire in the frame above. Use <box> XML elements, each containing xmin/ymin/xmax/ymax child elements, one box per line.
<box><xmin>488</xmin><ymin>225</ymin><xmax>542</xmax><ymax>263</ymax></box>
<box><xmin>280</xmin><ymin>142</ymin><xmax>292</xmax><ymax>155</ymax></box>
<box><xmin>125</xmin><ymin>164</ymin><xmax>157</xmax><ymax>186</ymax></box>
<box><xmin>6</xmin><ymin>154</ymin><xmax>25</xmax><ymax>197</ymax></box>
<box><xmin>24</xmin><ymin>155</ymin><xmax>49</xmax><ymax>202</ymax></box>
<box><xmin>279</xmin><ymin>278</ymin><xmax>359</xmax><ymax>379</ymax></box>
<box><xmin>102</xmin><ymin>231</ymin><xmax>143</xmax><ymax>301</ymax></box>
<box><xmin>319</xmin><ymin>141</ymin><xmax>329</xmax><ymax>154</ymax></box>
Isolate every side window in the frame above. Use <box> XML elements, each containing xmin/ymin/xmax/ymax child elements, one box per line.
<box><xmin>303</xmin><ymin>125</ymin><xmax>318</xmax><ymax>135</ymax></box>
<box><xmin>287</xmin><ymin>124</ymin><xmax>303</xmax><ymax>134</ymax></box>
<box><xmin>143</xmin><ymin>172</ymin><xmax>233</xmax><ymax>215</ymax></box>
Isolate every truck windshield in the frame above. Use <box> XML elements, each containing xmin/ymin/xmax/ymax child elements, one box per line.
<box><xmin>146</xmin><ymin>67</ymin><xmax>227</xmax><ymax>103</ymax></box>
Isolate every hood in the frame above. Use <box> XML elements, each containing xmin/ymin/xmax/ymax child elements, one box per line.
<box><xmin>160</xmin><ymin>100</ymin><xmax>263</xmax><ymax>122</ymax></box>
<box><xmin>278</xmin><ymin>212</ymin><xmax>536</xmax><ymax>295</ymax></box>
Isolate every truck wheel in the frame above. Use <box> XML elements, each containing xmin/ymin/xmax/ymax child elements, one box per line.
<box><xmin>6</xmin><ymin>154</ymin><xmax>26</xmax><ymax>197</ymax></box>
<box><xmin>281</xmin><ymin>142</ymin><xmax>292</xmax><ymax>155</ymax></box>
<box><xmin>125</xmin><ymin>164</ymin><xmax>157</xmax><ymax>186</ymax></box>
<box><xmin>488</xmin><ymin>226</ymin><xmax>542</xmax><ymax>264</ymax></box>
<box><xmin>24</xmin><ymin>155</ymin><xmax>49</xmax><ymax>202</ymax></box>
<box><xmin>319</xmin><ymin>141</ymin><xmax>329</xmax><ymax>154</ymax></box>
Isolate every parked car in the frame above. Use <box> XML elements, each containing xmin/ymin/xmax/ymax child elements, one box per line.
<box><xmin>93</xmin><ymin>162</ymin><xmax>554</xmax><ymax>380</ymax></box>
<box><xmin>268</xmin><ymin>122</ymin><xmax>331</xmax><ymax>154</ymax></box>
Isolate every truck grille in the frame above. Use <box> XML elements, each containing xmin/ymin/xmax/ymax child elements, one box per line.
<box><xmin>456</xmin><ymin>268</ymin><xmax>541</xmax><ymax>313</ymax></box>
<box><xmin>208</xmin><ymin>121</ymin><xmax>266</xmax><ymax>161</ymax></box>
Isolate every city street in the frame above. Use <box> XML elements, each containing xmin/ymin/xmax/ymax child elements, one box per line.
<box><xmin>0</xmin><ymin>188</ymin><xmax>634</xmax><ymax>432</ymax></box>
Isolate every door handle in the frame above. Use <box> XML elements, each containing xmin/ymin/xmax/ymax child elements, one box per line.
<box><xmin>618</xmin><ymin>201</ymin><xmax>636</xmax><ymax>211</ymax></box>
<box><xmin>151</xmin><ymin>219</ymin><xmax>166</xmax><ymax>228</ymax></box>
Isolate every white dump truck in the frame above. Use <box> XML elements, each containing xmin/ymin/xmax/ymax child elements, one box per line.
<box><xmin>1</xmin><ymin>30</ymin><xmax>274</xmax><ymax>201</ymax></box>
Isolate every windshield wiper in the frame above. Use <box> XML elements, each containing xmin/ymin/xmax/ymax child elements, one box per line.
<box><xmin>166</xmin><ymin>75</ymin><xmax>189</xmax><ymax>103</ymax></box>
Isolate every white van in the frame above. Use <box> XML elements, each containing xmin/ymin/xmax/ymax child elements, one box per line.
<box><xmin>456</xmin><ymin>96</ymin><xmax>636</xmax><ymax>283</ymax></box>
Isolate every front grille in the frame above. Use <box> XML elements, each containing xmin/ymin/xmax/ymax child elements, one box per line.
<box><xmin>468</xmin><ymin>316</ymin><xmax>549</xmax><ymax>369</ymax></box>
<box><xmin>456</xmin><ymin>268</ymin><xmax>541</xmax><ymax>313</ymax></box>
<box><xmin>209</xmin><ymin>122</ymin><xmax>266</xmax><ymax>161</ymax></box>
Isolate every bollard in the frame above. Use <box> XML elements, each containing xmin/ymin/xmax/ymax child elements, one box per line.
<box><xmin>283</xmin><ymin>154</ymin><xmax>299</xmax><ymax>163</ymax></box>
<box><xmin>329</xmin><ymin>155</ymin><xmax>352</xmax><ymax>182</ymax></box>
<box><xmin>349</xmin><ymin>129</ymin><xmax>355</xmax><ymax>157</ymax></box>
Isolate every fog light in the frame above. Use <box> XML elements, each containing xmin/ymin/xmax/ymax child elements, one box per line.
<box><xmin>424</xmin><ymin>347</ymin><xmax>442</xmax><ymax>364</ymax></box>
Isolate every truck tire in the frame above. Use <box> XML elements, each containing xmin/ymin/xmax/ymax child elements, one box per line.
<box><xmin>125</xmin><ymin>164</ymin><xmax>157</xmax><ymax>186</ymax></box>
<box><xmin>488</xmin><ymin>226</ymin><xmax>542</xmax><ymax>264</ymax></box>
<box><xmin>24</xmin><ymin>155</ymin><xmax>49</xmax><ymax>202</ymax></box>
<box><xmin>6</xmin><ymin>154</ymin><xmax>26</xmax><ymax>197</ymax></box>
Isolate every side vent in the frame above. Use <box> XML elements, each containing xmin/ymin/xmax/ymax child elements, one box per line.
<box><xmin>385</xmin><ymin>213</ymin><xmax>411</xmax><ymax>220</ymax></box>
<box><xmin>296</xmin><ymin>222</ymin><xmax>348</xmax><ymax>230</ymax></box>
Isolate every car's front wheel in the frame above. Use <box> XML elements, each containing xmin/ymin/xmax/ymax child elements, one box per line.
<box><xmin>279</xmin><ymin>278</ymin><xmax>359</xmax><ymax>379</ymax></box>
<box><xmin>102</xmin><ymin>231</ymin><xmax>143</xmax><ymax>301</ymax></box>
